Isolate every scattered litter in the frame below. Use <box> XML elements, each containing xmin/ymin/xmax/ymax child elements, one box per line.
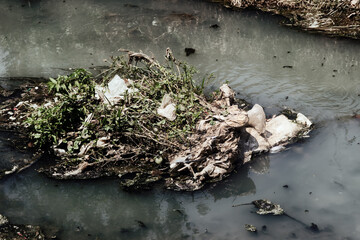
<box><xmin>270</xmin><ymin>145</ymin><xmax>286</xmax><ymax>153</ymax></box>
<box><xmin>96</xmin><ymin>136</ymin><xmax>109</xmax><ymax>148</ymax></box>
<box><xmin>233</xmin><ymin>199</ymin><xmax>321</xmax><ymax>233</ymax></box>
<box><xmin>0</xmin><ymin>214</ymin><xmax>8</xmax><ymax>226</ymax></box>
<box><xmin>167</xmin><ymin>84</ymin><xmax>312</xmax><ymax>191</ymax></box>
<box><xmin>252</xmin><ymin>199</ymin><xmax>285</xmax><ymax>215</ymax></box>
<box><xmin>157</xmin><ymin>94</ymin><xmax>176</xmax><ymax>121</ymax></box>
<box><xmin>96</xmin><ymin>74</ymin><xmax>136</xmax><ymax>104</ymax></box>
<box><xmin>296</xmin><ymin>113</ymin><xmax>312</xmax><ymax>127</ymax></box>
<box><xmin>78</xmin><ymin>142</ymin><xmax>94</xmax><ymax>157</ymax></box>
<box><xmin>63</xmin><ymin>162</ymin><xmax>90</xmax><ymax>177</ymax></box>
<box><xmin>0</xmin><ymin>49</ymin><xmax>313</xmax><ymax>191</ymax></box>
<box><xmin>53</xmin><ymin>148</ymin><xmax>66</xmax><ymax>157</ymax></box>
<box><xmin>245</xmin><ymin>224</ymin><xmax>257</xmax><ymax>232</ymax></box>
<box><xmin>4</xmin><ymin>165</ymin><xmax>18</xmax><ymax>175</ymax></box>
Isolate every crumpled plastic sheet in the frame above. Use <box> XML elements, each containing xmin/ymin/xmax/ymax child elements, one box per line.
<box><xmin>166</xmin><ymin>84</ymin><xmax>312</xmax><ymax>191</ymax></box>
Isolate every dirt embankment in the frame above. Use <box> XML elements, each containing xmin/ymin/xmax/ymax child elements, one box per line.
<box><xmin>216</xmin><ymin>0</ymin><xmax>360</xmax><ymax>39</ymax></box>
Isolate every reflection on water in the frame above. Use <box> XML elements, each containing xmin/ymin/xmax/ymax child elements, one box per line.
<box><xmin>0</xmin><ymin>162</ymin><xmax>260</xmax><ymax>239</ymax></box>
<box><xmin>0</xmin><ymin>47</ymin><xmax>8</xmax><ymax>78</ymax></box>
<box><xmin>1</xmin><ymin>0</ymin><xmax>360</xmax><ymax>239</ymax></box>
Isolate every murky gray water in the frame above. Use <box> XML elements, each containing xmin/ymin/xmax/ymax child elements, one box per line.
<box><xmin>1</xmin><ymin>0</ymin><xmax>360</xmax><ymax>239</ymax></box>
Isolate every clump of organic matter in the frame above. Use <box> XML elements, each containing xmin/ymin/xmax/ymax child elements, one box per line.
<box><xmin>0</xmin><ymin>49</ymin><xmax>218</xmax><ymax>189</ymax></box>
<box><xmin>24</xmin><ymin>50</ymin><xmax>206</xmax><ymax>167</ymax></box>
<box><xmin>26</xmin><ymin>69</ymin><xmax>96</xmax><ymax>148</ymax></box>
<box><xmin>0</xmin><ymin>49</ymin><xmax>313</xmax><ymax>191</ymax></box>
<box><xmin>0</xmin><ymin>214</ymin><xmax>47</xmax><ymax>240</ymax></box>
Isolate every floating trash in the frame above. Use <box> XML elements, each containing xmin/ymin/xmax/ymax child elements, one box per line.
<box><xmin>252</xmin><ymin>199</ymin><xmax>285</xmax><ymax>216</ymax></box>
<box><xmin>244</xmin><ymin>224</ymin><xmax>257</xmax><ymax>232</ymax></box>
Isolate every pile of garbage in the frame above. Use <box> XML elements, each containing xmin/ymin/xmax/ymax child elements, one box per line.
<box><xmin>0</xmin><ymin>214</ymin><xmax>47</xmax><ymax>240</ymax></box>
<box><xmin>0</xmin><ymin>49</ymin><xmax>312</xmax><ymax>191</ymax></box>
<box><xmin>219</xmin><ymin>0</ymin><xmax>360</xmax><ymax>39</ymax></box>
<box><xmin>166</xmin><ymin>84</ymin><xmax>312</xmax><ymax>190</ymax></box>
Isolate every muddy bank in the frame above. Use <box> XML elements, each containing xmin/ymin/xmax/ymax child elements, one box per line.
<box><xmin>0</xmin><ymin>50</ymin><xmax>312</xmax><ymax>191</ymax></box>
<box><xmin>0</xmin><ymin>80</ymin><xmax>46</xmax><ymax>180</ymax></box>
<box><xmin>215</xmin><ymin>0</ymin><xmax>360</xmax><ymax>39</ymax></box>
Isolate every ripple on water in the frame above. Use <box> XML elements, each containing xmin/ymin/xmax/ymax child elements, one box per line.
<box><xmin>1</xmin><ymin>0</ymin><xmax>360</xmax><ymax>239</ymax></box>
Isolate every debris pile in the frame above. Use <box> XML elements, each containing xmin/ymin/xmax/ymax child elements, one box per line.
<box><xmin>0</xmin><ymin>214</ymin><xmax>47</xmax><ymax>240</ymax></box>
<box><xmin>252</xmin><ymin>199</ymin><xmax>285</xmax><ymax>215</ymax></box>
<box><xmin>245</xmin><ymin>224</ymin><xmax>257</xmax><ymax>232</ymax></box>
<box><xmin>233</xmin><ymin>199</ymin><xmax>322</xmax><ymax>234</ymax></box>
<box><xmin>219</xmin><ymin>0</ymin><xmax>360</xmax><ymax>39</ymax></box>
<box><xmin>166</xmin><ymin>84</ymin><xmax>312</xmax><ymax>190</ymax></box>
<box><xmin>0</xmin><ymin>49</ymin><xmax>312</xmax><ymax>190</ymax></box>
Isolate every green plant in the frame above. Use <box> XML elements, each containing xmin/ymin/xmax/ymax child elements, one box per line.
<box><xmin>26</xmin><ymin>69</ymin><xmax>97</xmax><ymax>148</ymax></box>
<box><xmin>25</xmin><ymin>53</ymin><xmax>211</xmax><ymax>162</ymax></box>
<box><xmin>48</xmin><ymin>68</ymin><xmax>95</xmax><ymax>101</ymax></box>
<box><xmin>101</xmin><ymin>56</ymin><xmax>206</xmax><ymax>147</ymax></box>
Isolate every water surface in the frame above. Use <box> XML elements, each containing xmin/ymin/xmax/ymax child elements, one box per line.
<box><xmin>1</xmin><ymin>0</ymin><xmax>360</xmax><ymax>239</ymax></box>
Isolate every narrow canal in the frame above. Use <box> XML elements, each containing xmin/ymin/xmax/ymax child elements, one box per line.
<box><xmin>1</xmin><ymin>0</ymin><xmax>360</xmax><ymax>239</ymax></box>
